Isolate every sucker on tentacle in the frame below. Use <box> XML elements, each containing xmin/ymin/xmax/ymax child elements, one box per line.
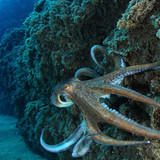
<box><xmin>104</xmin><ymin>61</ymin><xmax>160</xmax><ymax>84</ymax></box>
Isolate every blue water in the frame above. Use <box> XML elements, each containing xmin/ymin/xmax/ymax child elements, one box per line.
<box><xmin>0</xmin><ymin>0</ymin><xmax>38</xmax><ymax>41</ymax></box>
<box><xmin>0</xmin><ymin>0</ymin><xmax>39</xmax><ymax>115</ymax></box>
<box><xmin>0</xmin><ymin>1</ymin><xmax>47</xmax><ymax>159</ymax></box>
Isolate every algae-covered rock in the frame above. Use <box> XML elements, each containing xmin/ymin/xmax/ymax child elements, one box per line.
<box><xmin>117</xmin><ymin>0</ymin><xmax>156</xmax><ymax>30</ymax></box>
<box><xmin>1</xmin><ymin>0</ymin><xmax>160</xmax><ymax>159</ymax></box>
<box><xmin>0</xmin><ymin>27</ymin><xmax>26</xmax><ymax>115</ymax></box>
<box><xmin>24</xmin><ymin>0</ymin><xmax>129</xmax><ymax>79</ymax></box>
<box><xmin>102</xmin><ymin>0</ymin><xmax>160</xmax><ymax>159</ymax></box>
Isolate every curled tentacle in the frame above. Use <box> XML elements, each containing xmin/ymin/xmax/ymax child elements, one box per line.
<box><xmin>75</xmin><ymin>68</ymin><xmax>100</xmax><ymax>81</ymax></box>
<box><xmin>72</xmin><ymin>134</ymin><xmax>92</xmax><ymax>157</ymax></box>
<box><xmin>90</xmin><ymin>45</ymin><xmax>126</xmax><ymax>71</ymax></box>
<box><xmin>40</xmin><ymin>122</ymin><xmax>85</xmax><ymax>153</ymax></box>
<box><xmin>90</xmin><ymin>45</ymin><xmax>106</xmax><ymax>69</ymax></box>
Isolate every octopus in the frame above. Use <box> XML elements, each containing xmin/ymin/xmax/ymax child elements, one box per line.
<box><xmin>40</xmin><ymin>45</ymin><xmax>160</xmax><ymax>157</ymax></box>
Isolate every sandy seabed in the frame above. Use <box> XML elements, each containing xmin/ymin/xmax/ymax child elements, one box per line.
<box><xmin>0</xmin><ymin>114</ymin><xmax>46</xmax><ymax>160</ymax></box>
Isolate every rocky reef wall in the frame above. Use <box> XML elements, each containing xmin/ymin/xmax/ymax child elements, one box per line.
<box><xmin>1</xmin><ymin>0</ymin><xmax>160</xmax><ymax>159</ymax></box>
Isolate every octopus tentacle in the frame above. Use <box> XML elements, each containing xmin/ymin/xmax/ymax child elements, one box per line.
<box><xmin>113</xmin><ymin>55</ymin><xmax>126</xmax><ymax>70</ymax></box>
<box><xmin>93</xmin><ymin>132</ymin><xmax>150</xmax><ymax>146</ymax></box>
<box><xmin>85</xmin><ymin>118</ymin><xmax>150</xmax><ymax>146</ymax></box>
<box><xmin>90</xmin><ymin>45</ymin><xmax>126</xmax><ymax>70</ymax></box>
<box><xmin>75</xmin><ymin>68</ymin><xmax>99</xmax><ymax>80</ymax></box>
<box><xmin>100</xmin><ymin>103</ymin><xmax>160</xmax><ymax>140</ymax></box>
<box><xmin>104</xmin><ymin>61</ymin><xmax>160</xmax><ymax>84</ymax></box>
<box><xmin>72</xmin><ymin>134</ymin><xmax>92</xmax><ymax>157</ymax></box>
<box><xmin>92</xmin><ymin>84</ymin><xmax>160</xmax><ymax>108</ymax></box>
<box><xmin>40</xmin><ymin>122</ymin><xmax>84</xmax><ymax>153</ymax></box>
<box><xmin>90</xmin><ymin>45</ymin><xmax>105</xmax><ymax>69</ymax></box>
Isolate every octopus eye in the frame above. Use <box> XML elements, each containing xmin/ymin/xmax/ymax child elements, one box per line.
<box><xmin>64</xmin><ymin>84</ymin><xmax>69</xmax><ymax>89</ymax></box>
<box><xmin>55</xmin><ymin>93</ymin><xmax>74</xmax><ymax>108</ymax></box>
<box><xmin>58</xmin><ymin>94</ymin><xmax>67</xmax><ymax>103</ymax></box>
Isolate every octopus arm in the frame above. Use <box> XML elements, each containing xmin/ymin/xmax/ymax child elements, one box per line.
<box><xmin>100</xmin><ymin>103</ymin><xmax>160</xmax><ymax>140</ymax></box>
<box><xmin>75</xmin><ymin>68</ymin><xmax>99</xmax><ymax>80</ymax></box>
<box><xmin>104</xmin><ymin>61</ymin><xmax>160</xmax><ymax>84</ymax></box>
<box><xmin>85</xmin><ymin>118</ymin><xmax>150</xmax><ymax>146</ymax></box>
<box><xmin>93</xmin><ymin>132</ymin><xmax>150</xmax><ymax>146</ymax></box>
<box><xmin>114</xmin><ymin>55</ymin><xmax>126</xmax><ymax>70</ymax></box>
<box><xmin>90</xmin><ymin>45</ymin><xmax>126</xmax><ymax>70</ymax></box>
<box><xmin>90</xmin><ymin>45</ymin><xmax>106</xmax><ymax>69</ymax></box>
<box><xmin>40</xmin><ymin>124</ymin><xmax>84</xmax><ymax>153</ymax></box>
<box><xmin>90</xmin><ymin>84</ymin><xmax>160</xmax><ymax>108</ymax></box>
<box><xmin>72</xmin><ymin>134</ymin><xmax>92</xmax><ymax>157</ymax></box>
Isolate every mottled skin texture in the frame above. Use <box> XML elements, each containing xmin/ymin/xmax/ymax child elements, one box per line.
<box><xmin>41</xmin><ymin>59</ymin><xmax>160</xmax><ymax>157</ymax></box>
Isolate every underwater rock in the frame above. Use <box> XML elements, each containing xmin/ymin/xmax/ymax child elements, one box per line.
<box><xmin>117</xmin><ymin>0</ymin><xmax>156</xmax><ymax>30</ymax></box>
<box><xmin>0</xmin><ymin>27</ymin><xmax>25</xmax><ymax>115</ymax></box>
<box><xmin>102</xmin><ymin>1</ymin><xmax>160</xmax><ymax>159</ymax></box>
<box><xmin>1</xmin><ymin>0</ymin><xmax>160</xmax><ymax>159</ymax></box>
<box><xmin>24</xmin><ymin>0</ymin><xmax>129</xmax><ymax>79</ymax></box>
<box><xmin>20</xmin><ymin>1</ymin><xmax>131</xmax><ymax>159</ymax></box>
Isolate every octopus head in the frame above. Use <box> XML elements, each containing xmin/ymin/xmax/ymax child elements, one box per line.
<box><xmin>51</xmin><ymin>79</ymin><xmax>76</xmax><ymax>108</ymax></box>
